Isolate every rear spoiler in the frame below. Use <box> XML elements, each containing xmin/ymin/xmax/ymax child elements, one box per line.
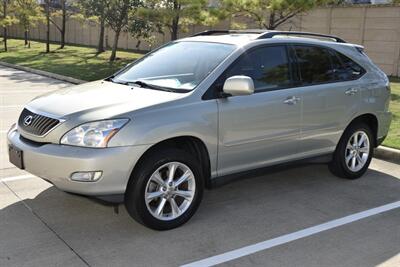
<box><xmin>353</xmin><ymin>44</ymin><xmax>365</xmax><ymax>53</ymax></box>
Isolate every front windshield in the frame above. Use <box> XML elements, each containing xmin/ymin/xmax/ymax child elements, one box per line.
<box><xmin>113</xmin><ymin>41</ymin><xmax>235</xmax><ymax>91</ymax></box>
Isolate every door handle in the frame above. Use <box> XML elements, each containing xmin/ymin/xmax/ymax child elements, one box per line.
<box><xmin>284</xmin><ymin>96</ymin><xmax>300</xmax><ymax>105</ymax></box>
<box><xmin>345</xmin><ymin>88</ymin><xmax>358</xmax><ymax>95</ymax></box>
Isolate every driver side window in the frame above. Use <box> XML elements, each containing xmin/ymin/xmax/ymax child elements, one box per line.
<box><xmin>225</xmin><ymin>46</ymin><xmax>291</xmax><ymax>92</ymax></box>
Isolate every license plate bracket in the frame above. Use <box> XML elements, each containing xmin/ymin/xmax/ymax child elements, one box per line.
<box><xmin>8</xmin><ymin>145</ymin><xmax>24</xmax><ymax>169</ymax></box>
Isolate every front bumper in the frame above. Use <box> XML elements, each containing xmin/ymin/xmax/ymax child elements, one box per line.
<box><xmin>7</xmin><ymin>129</ymin><xmax>151</xmax><ymax>196</ymax></box>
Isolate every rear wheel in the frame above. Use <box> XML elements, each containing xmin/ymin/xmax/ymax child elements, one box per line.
<box><xmin>329</xmin><ymin>123</ymin><xmax>373</xmax><ymax>179</ymax></box>
<box><xmin>125</xmin><ymin>149</ymin><xmax>203</xmax><ymax>230</ymax></box>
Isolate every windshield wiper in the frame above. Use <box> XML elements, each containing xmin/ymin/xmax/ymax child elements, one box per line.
<box><xmin>128</xmin><ymin>80</ymin><xmax>188</xmax><ymax>93</ymax></box>
<box><xmin>105</xmin><ymin>76</ymin><xmax>130</xmax><ymax>85</ymax></box>
<box><xmin>107</xmin><ymin>78</ymin><xmax>187</xmax><ymax>93</ymax></box>
<box><xmin>129</xmin><ymin>80</ymin><xmax>171</xmax><ymax>91</ymax></box>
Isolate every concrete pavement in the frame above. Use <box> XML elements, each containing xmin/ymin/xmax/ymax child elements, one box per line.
<box><xmin>1</xmin><ymin>65</ymin><xmax>400</xmax><ymax>267</ymax></box>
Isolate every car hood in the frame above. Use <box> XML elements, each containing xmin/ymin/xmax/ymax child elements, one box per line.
<box><xmin>26</xmin><ymin>80</ymin><xmax>187</xmax><ymax>119</ymax></box>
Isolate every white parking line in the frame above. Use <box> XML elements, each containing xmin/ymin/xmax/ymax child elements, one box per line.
<box><xmin>182</xmin><ymin>200</ymin><xmax>400</xmax><ymax>267</ymax></box>
<box><xmin>0</xmin><ymin>174</ymin><xmax>35</xmax><ymax>182</ymax></box>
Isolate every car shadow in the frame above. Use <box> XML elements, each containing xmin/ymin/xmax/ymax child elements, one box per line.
<box><xmin>1</xmin><ymin>163</ymin><xmax>400</xmax><ymax>266</ymax></box>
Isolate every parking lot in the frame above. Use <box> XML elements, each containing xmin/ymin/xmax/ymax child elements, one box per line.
<box><xmin>1</xmin><ymin>64</ymin><xmax>400</xmax><ymax>267</ymax></box>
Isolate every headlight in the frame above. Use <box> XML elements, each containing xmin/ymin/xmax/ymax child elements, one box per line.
<box><xmin>60</xmin><ymin>119</ymin><xmax>129</xmax><ymax>148</ymax></box>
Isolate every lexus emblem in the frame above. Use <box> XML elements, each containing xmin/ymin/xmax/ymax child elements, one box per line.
<box><xmin>23</xmin><ymin>115</ymin><xmax>33</xmax><ymax>126</ymax></box>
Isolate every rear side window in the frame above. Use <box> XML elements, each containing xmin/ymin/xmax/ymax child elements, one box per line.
<box><xmin>293</xmin><ymin>45</ymin><xmax>365</xmax><ymax>85</ymax></box>
<box><xmin>293</xmin><ymin>45</ymin><xmax>335</xmax><ymax>85</ymax></box>
<box><xmin>225</xmin><ymin>46</ymin><xmax>291</xmax><ymax>92</ymax></box>
<box><xmin>333</xmin><ymin>52</ymin><xmax>365</xmax><ymax>80</ymax></box>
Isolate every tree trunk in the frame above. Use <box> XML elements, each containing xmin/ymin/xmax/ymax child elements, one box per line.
<box><xmin>268</xmin><ymin>11</ymin><xmax>277</xmax><ymax>30</ymax></box>
<box><xmin>170</xmin><ymin>16</ymin><xmax>179</xmax><ymax>41</ymax></box>
<box><xmin>24</xmin><ymin>30</ymin><xmax>28</xmax><ymax>46</ymax></box>
<box><xmin>60</xmin><ymin>30</ymin><xmax>65</xmax><ymax>49</ymax></box>
<box><xmin>45</xmin><ymin>1</ymin><xmax>50</xmax><ymax>53</ymax></box>
<box><xmin>2</xmin><ymin>1</ymin><xmax>7</xmax><ymax>52</ymax></box>
<box><xmin>170</xmin><ymin>1</ymin><xmax>180</xmax><ymax>41</ymax></box>
<box><xmin>27</xmin><ymin>31</ymin><xmax>30</xmax><ymax>48</ymax></box>
<box><xmin>60</xmin><ymin>0</ymin><xmax>66</xmax><ymax>49</ymax></box>
<box><xmin>110</xmin><ymin>29</ymin><xmax>121</xmax><ymax>62</ymax></box>
<box><xmin>97</xmin><ymin>19</ymin><xmax>105</xmax><ymax>53</ymax></box>
<box><xmin>3</xmin><ymin>27</ymin><xmax>7</xmax><ymax>52</ymax></box>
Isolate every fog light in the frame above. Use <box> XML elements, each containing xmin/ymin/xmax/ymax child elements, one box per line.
<box><xmin>70</xmin><ymin>171</ymin><xmax>102</xmax><ymax>182</ymax></box>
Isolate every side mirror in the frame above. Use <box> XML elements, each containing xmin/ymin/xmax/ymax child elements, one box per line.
<box><xmin>223</xmin><ymin>76</ymin><xmax>255</xmax><ymax>96</ymax></box>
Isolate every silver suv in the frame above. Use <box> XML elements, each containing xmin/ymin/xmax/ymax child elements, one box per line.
<box><xmin>7</xmin><ymin>30</ymin><xmax>392</xmax><ymax>230</ymax></box>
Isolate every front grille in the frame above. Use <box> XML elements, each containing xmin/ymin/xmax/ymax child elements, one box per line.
<box><xmin>18</xmin><ymin>108</ymin><xmax>60</xmax><ymax>136</ymax></box>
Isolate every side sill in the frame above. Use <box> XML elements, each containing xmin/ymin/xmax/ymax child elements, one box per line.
<box><xmin>210</xmin><ymin>153</ymin><xmax>333</xmax><ymax>188</ymax></box>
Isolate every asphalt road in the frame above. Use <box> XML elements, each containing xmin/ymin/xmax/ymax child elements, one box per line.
<box><xmin>1</xmin><ymin>65</ymin><xmax>400</xmax><ymax>267</ymax></box>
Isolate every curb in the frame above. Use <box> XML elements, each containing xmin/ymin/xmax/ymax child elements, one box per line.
<box><xmin>0</xmin><ymin>61</ymin><xmax>86</xmax><ymax>85</ymax></box>
<box><xmin>374</xmin><ymin>146</ymin><xmax>400</xmax><ymax>164</ymax></box>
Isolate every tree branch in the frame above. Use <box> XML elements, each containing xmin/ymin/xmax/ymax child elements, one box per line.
<box><xmin>272</xmin><ymin>9</ymin><xmax>303</xmax><ymax>29</ymax></box>
<box><xmin>241</xmin><ymin>7</ymin><xmax>263</xmax><ymax>28</ymax></box>
<box><xmin>49</xmin><ymin>17</ymin><xmax>62</xmax><ymax>32</ymax></box>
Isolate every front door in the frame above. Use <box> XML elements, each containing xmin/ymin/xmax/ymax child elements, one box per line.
<box><xmin>216</xmin><ymin>45</ymin><xmax>302</xmax><ymax>176</ymax></box>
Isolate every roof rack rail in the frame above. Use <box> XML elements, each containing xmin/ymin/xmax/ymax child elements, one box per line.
<box><xmin>192</xmin><ymin>30</ymin><xmax>230</xmax><ymax>37</ymax></box>
<box><xmin>191</xmin><ymin>30</ymin><xmax>346</xmax><ymax>43</ymax></box>
<box><xmin>191</xmin><ymin>29</ymin><xmax>267</xmax><ymax>37</ymax></box>
<box><xmin>257</xmin><ymin>31</ymin><xmax>346</xmax><ymax>43</ymax></box>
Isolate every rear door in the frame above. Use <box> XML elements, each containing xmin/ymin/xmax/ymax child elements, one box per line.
<box><xmin>216</xmin><ymin>45</ymin><xmax>302</xmax><ymax>176</ymax></box>
<box><xmin>292</xmin><ymin>45</ymin><xmax>364</xmax><ymax>156</ymax></box>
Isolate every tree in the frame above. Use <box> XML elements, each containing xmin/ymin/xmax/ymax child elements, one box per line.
<box><xmin>78</xmin><ymin>0</ymin><xmax>108</xmax><ymax>53</ymax></box>
<box><xmin>104</xmin><ymin>0</ymin><xmax>141</xmax><ymax>62</ymax></box>
<box><xmin>128</xmin><ymin>8</ymin><xmax>162</xmax><ymax>50</ymax></box>
<box><xmin>44</xmin><ymin>0</ymin><xmax>50</xmax><ymax>52</ymax></box>
<box><xmin>221</xmin><ymin>0</ymin><xmax>326</xmax><ymax>30</ymax></box>
<box><xmin>140</xmin><ymin>0</ymin><xmax>216</xmax><ymax>41</ymax></box>
<box><xmin>0</xmin><ymin>0</ymin><xmax>18</xmax><ymax>52</ymax></box>
<box><xmin>48</xmin><ymin>0</ymin><xmax>76</xmax><ymax>49</ymax></box>
<box><xmin>14</xmin><ymin>0</ymin><xmax>43</xmax><ymax>48</ymax></box>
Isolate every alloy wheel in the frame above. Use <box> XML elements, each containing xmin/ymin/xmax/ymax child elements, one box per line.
<box><xmin>144</xmin><ymin>162</ymin><xmax>196</xmax><ymax>221</ymax></box>
<box><xmin>345</xmin><ymin>130</ymin><xmax>370</xmax><ymax>172</ymax></box>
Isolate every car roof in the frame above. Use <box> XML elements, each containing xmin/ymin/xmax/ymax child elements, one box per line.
<box><xmin>178</xmin><ymin>30</ymin><xmax>350</xmax><ymax>47</ymax></box>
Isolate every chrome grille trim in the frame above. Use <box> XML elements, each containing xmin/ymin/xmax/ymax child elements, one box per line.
<box><xmin>18</xmin><ymin>108</ymin><xmax>61</xmax><ymax>137</ymax></box>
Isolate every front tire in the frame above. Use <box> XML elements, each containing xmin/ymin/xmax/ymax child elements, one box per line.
<box><xmin>125</xmin><ymin>149</ymin><xmax>204</xmax><ymax>230</ymax></box>
<box><xmin>329</xmin><ymin>122</ymin><xmax>373</xmax><ymax>179</ymax></box>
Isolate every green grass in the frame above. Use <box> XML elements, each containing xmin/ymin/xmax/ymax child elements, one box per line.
<box><xmin>383</xmin><ymin>78</ymin><xmax>400</xmax><ymax>149</ymax></box>
<box><xmin>0</xmin><ymin>39</ymin><xmax>143</xmax><ymax>81</ymax></box>
<box><xmin>0</xmin><ymin>39</ymin><xmax>399</xmax><ymax>149</ymax></box>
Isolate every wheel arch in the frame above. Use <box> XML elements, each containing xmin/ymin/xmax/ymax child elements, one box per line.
<box><xmin>345</xmin><ymin>113</ymin><xmax>378</xmax><ymax>147</ymax></box>
<box><xmin>130</xmin><ymin>136</ymin><xmax>212</xmax><ymax>189</ymax></box>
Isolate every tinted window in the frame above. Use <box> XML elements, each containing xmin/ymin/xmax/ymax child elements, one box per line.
<box><xmin>334</xmin><ymin>52</ymin><xmax>365</xmax><ymax>80</ymax></box>
<box><xmin>294</xmin><ymin>46</ymin><xmax>335</xmax><ymax>84</ymax></box>
<box><xmin>225</xmin><ymin>46</ymin><xmax>291</xmax><ymax>92</ymax></box>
